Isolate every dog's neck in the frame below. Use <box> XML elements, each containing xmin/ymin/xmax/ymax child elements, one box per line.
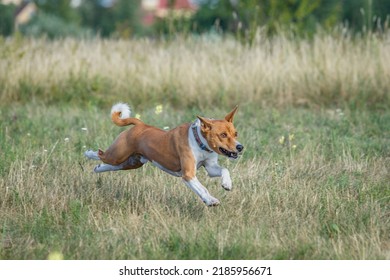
<box><xmin>190</xmin><ymin>119</ymin><xmax>213</xmax><ymax>153</ymax></box>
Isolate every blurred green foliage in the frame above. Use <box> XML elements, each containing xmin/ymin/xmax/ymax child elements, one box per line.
<box><xmin>191</xmin><ymin>0</ymin><xmax>390</xmax><ymax>38</ymax></box>
<box><xmin>20</xmin><ymin>12</ymin><xmax>93</xmax><ymax>38</ymax></box>
<box><xmin>0</xmin><ymin>3</ymin><xmax>15</xmax><ymax>36</ymax></box>
<box><xmin>35</xmin><ymin>0</ymin><xmax>81</xmax><ymax>23</ymax></box>
<box><xmin>0</xmin><ymin>0</ymin><xmax>390</xmax><ymax>38</ymax></box>
<box><xmin>78</xmin><ymin>0</ymin><xmax>141</xmax><ymax>38</ymax></box>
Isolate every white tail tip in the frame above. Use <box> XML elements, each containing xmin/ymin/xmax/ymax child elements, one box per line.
<box><xmin>111</xmin><ymin>102</ymin><xmax>131</xmax><ymax>119</ymax></box>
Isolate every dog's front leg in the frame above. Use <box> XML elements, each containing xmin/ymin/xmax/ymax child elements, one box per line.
<box><xmin>204</xmin><ymin>160</ymin><xmax>232</xmax><ymax>191</ymax></box>
<box><xmin>183</xmin><ymin>177</ymin><xmax>220</xmax><ymax>206</ymax></box>
<box><xmin>181</xmin><ymin>157</ymin><xmax>219</xmax><ymax>206</ymax></box>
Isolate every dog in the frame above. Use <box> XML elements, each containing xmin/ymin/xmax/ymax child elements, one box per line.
<box><xmin>84</xmin><ymin>103</ymin><xmax>243</xmax><ymax>206</ymax></box>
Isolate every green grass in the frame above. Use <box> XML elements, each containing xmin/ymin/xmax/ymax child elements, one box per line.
<box><xmin>1</xmin><ymin>103</ymin><xmax>389</xmax><ymax>259</ymax></box>
<box><xmin>0</xmin><ymin>34</ymin><xmax>389</xmax><ymax>259</ymax></box>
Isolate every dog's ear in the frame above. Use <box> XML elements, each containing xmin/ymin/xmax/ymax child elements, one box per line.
<box><xmin>197</xmin><ymin>116</ymin><xmax>212</xmax><ymax>132</ymax></box>
<box><xmin>225</xmin><ymin>105</ymin><xmax>238</xmax><ymax>123</ymax></box>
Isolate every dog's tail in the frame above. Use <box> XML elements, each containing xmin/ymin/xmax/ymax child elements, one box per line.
<box><xmin>111</xmin><ymin>102</ymin><xmax>142</xmax><ymax>127</ymax></box>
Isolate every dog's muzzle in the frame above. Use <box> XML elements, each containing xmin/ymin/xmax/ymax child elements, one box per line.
<box><xmin>219</xmin><ymin>143</ymin><xmax>244</xmax><ymax>159</ymax></box>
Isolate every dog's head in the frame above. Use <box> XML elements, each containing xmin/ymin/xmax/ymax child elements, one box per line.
<box><xmin>197</xmin><ymin>106</ymin><xmax>243</xmax><ymax>159</ymax></box>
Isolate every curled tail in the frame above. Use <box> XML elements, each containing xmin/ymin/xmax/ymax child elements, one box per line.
<box><xmin>111</xmin><ymin>102</ymin><xmax>142</xmax><ymax>126</ymax></box>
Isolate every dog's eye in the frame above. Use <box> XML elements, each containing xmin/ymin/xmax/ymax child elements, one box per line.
<box><xmin>235</xmin><ymin>132</ymin><xmax>238</xmax><ymax>137</ymax></box>
<box><xmin>220</xmin><ymin>133</ymin><xmax>227</xmax><ymax>138</ymax></box>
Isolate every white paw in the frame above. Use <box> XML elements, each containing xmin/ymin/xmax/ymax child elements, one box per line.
<box><xmin>221</xmin><ymin>176</ymin><xmax>232</xmax><ymax>191</ymax></box>
<box><xmin>84</xmin><ymin>150</ymin><xmax>100</xmax><ymax>160</ymax></box>
<box><xmin>93</xmin><ymin>164</ymin><xmax>101</xmax><ymax>173</ymax></box>
<box><xmin>205</xmin><ymin>196</ymin><xmax>220</xmax><ymax>207</ymax></box>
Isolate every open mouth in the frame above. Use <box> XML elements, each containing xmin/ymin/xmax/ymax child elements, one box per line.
<box><xmin>219</xmin><ymin>147</ymin><xmax>238</xmax><ymax>159</ymax></box>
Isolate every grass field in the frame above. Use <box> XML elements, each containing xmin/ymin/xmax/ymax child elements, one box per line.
<box><xmin>0</xmin><ymin>34</ymin><xmax>389</xmax><ymax>259</ymax></box>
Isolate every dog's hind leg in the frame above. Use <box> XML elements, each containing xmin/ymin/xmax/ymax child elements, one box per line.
<box><xmin>96</xmin><ymin>130</ymin><xmax>139</xmax><ymax>165</ymax></box>
<box><xmin>84</xmin><ymin>150</ymin><xmax>101</xmax><ymax>160</ymax></box>
<box><xmin>94</xmin><ymin>163</ymin><xmax>123</xmax><ymax>173</ymax></box>
<box><xmin>94</xmin><ymin>154</ymin><xmax>146</xmax><ymax>173</ymax></box>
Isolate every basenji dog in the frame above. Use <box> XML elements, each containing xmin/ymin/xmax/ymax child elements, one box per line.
<box><xmin>84</xmin><ymin>103</ymin><xmax>243</xmax><ymax>206</ymax></box>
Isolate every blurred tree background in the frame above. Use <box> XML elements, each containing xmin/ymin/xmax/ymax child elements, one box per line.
<box><xmin>0</xmin><ymin>0</ymin><xmax>390</xmax><ymax>38</ymax></box>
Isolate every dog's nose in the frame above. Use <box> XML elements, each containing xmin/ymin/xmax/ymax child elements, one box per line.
<box><xmin>236</xmin><ymin>144</ymin><xmax>244</xmax><ymax>152</ymax></box>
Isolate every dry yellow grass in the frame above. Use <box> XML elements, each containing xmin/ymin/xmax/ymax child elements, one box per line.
<box><xmin>1</xmin><ymin>33</ymin><xmax>389</xmax><ymax>108</ymax></box>
<box><xmin>0</xmin><ymin>34</ymin><xmax>389</xmax><ymax>259</ymax></box>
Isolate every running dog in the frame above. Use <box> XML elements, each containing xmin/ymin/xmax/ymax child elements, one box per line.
<box><xmin>84</xmin><ymin>103</ymin><xmax>243</xmax><ymax>206</ymax></box>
